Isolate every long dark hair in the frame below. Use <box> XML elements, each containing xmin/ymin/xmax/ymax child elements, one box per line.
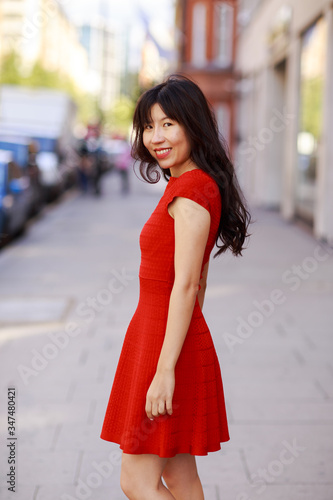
<box><xmin>132</xmin><ymin>74</ymin><xmax>252</xmax><ymax>257</ymax></box>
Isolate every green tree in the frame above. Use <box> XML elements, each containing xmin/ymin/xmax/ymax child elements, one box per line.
<box><xmin>78</xmin><ymin>94</ymin><xmax>104</xmax><ymax>126</ymax></box>
<box><xmin>23</xmin><ymin>60</ymin><xmax>78</xmax><ymax>94</ymax></box>
<box><xmin>0</xmin><ymin>52</ymin><xmax>103</xmax><ymax>125</ymax></box>
<box><xmin>0</xmin><ymin>51</ymin><xmax>22</xmax><ymax>85</ymax></box>
<box><xmin>300</xmin><ymin>76</ymin><xmax>324</xmax><ymax>139</ymax></box>
<box><xmin>105</xmin><ymin>96</ymin><xmax>135</xmax><ymax>136</ymax></box>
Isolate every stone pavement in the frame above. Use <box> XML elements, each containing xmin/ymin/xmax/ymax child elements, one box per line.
<box><xmin>0</xmin><ymin>168</ymin><xmax>332</xmax><ymax>500</ymax></box>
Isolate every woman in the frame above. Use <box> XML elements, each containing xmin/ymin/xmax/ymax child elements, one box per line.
<box><xmin>100</xmin><ymin>75</ymin><xmax>251</xmax><ymax>499</ymax></box>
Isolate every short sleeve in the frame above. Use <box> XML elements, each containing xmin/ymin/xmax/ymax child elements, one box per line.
<box><xmin>166</xmin><ymin>170</ymin><xmax>220</xmax><ymax>217</ymax></box>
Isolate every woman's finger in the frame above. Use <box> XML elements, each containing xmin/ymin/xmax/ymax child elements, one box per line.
<box><xmin>145</xmin><ymin>398</ymin><xmax>153</xmax><ymax>420</ymax></box>
<box><xmin>158</xmin><ymin>401</ymin><xmax>166</xmax><ymax>415</ymax></box>
<box><xmin>152</xmin><ymin>401</ymin><xmax>159</xmax><ymax>418</ymax></box>
<box><xmin>166</xmin><ymin>398</ymin><xmax>173</xmax><ymax>415</ymax></box>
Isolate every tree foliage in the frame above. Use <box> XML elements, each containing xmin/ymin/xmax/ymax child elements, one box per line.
<box><xmin>300</xmin><ymin>76</ymin><xmax>323</xmax><ymax>139</ymax></box>
<box><xmin>104</xmin><ymin>95</ymin><xmax>135</xmax><ymax>136</ymax></box>
<box><xmin>0</xmin><ymin>51</ymin><xmax>138</xmax><ymax>131</ymax></box>
<box><xmin>0</xmin><ymin>52</ymin><xmax>22</xmax><ymax>85</ymax></box>
<box><xmin>0</xmin><ymin>51</ymin><xmax>102</xmax><ymax>124</ymax></box>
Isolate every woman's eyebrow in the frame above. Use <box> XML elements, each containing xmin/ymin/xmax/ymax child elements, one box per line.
<box><xmin>145</xmin><ymin>115</ymin><xmax>172</xmax><ymax>125</ymax></box>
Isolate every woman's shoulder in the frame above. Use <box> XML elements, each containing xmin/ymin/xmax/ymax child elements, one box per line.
<box><xmin>166</xmin><ymin>168</ymin><xmax>221</xmax><ymax>213</ymax></box>
<box><xmin>169</xmin><ymin>168</ymin><xmax>217</xmax><ymax>187</ymax></box>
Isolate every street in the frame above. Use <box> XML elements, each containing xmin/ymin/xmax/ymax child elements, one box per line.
<box><xmin>0</xmin><ymin>168</ymin><xmax>333</xmax><ymax>500</ymax></box>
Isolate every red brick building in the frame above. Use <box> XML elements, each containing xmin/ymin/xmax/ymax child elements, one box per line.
<box><xmin>175</xmin><ymin>0</ymin><xmax>238</xmax><ymax>155</ymax></box>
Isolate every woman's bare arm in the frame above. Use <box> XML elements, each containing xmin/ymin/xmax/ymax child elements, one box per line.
<box><xmin>145</xmin><ymin>196</ymin><xmax>211</xmax><ymax>420</ymax></box>
<box><xmin>197</xmin><ymin>260</ymin><xmax>209</xmax><ymax>310</ymax></box>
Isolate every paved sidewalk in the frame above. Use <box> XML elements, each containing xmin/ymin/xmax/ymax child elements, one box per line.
<box><xmin>0</xmin><ymin>169</ymin><xmax>333</xmax><ymax>500</ymax></box>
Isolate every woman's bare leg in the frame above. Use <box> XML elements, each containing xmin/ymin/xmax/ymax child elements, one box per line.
<box><xmin>120</xmin><ymin>452</ymin><xmax>176</xmax><ymax>500</ymax></box>
<box><xmin>162</xmin><ymin>454</ymin><xmax>205</xmax><ymax>500</ymax></box>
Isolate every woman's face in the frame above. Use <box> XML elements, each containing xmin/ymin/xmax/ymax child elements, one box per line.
<box><xmin>143</xmin><ymin>103</ymin><xmax>192</xmax><ymax>175</ymax></box>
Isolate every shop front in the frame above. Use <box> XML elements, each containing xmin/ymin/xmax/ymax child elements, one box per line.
<box><xmin>296</xmin><ymin>16</ymin><xmax>327</xmax><ymax>223</ymax></box>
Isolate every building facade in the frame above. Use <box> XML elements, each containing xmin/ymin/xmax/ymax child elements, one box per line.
<box><xmin>0</xmin><ymin>0</ymin><xmax>88</xmax><ymax>92</ymax></box>
<box><xmin>176</xmin><ymin>0</ymin><xmax>238</xmax><ymax>154</ymax></box>
<box><xmin>236</xmin><ymin>0</ymin><xmax>333</xmax><ymax>244</ymax></box>
<box><xmin>79</xmin><ymin>22</ymin><xmax>121</xmax><ymax>111</ymax></box>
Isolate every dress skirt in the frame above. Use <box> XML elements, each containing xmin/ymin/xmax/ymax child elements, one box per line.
<box><xmin>100</xmin><ymin>276</ymin><xmax>230</xmax><ymax>458</ymax></box>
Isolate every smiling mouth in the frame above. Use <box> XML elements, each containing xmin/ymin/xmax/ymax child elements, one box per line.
<box><xmin>155</xmin><ymin>148</ymin><xmax>172</xmax><ymax>158</ymax></box>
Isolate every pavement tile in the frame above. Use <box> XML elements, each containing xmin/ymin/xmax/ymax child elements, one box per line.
<box><xmin>55</xmin><ymin>423</ymin><xmax>105</xmax><ymax>452</ymax></box>
<box><xmin>36</xmin><ymin>484</ymin><xmax>125</xmax><ymax>500</ymax></box>
<box><xmin>12</xmin><ymin>424</ymin><xmax>60</xmax><ymax>451</ymax></box>
<box><xmin>197</xmin><ymin>448</ymin><xmax>247</xmax><ymax>484</ymax></box>
<box><xmin>231</xmin><ymin>483</ymin><xmax>333</xmax><ymax>500</ymax></box>
<box><xmin>229</xmin><ymin>397</ymin><xmax>333</xmax><ymax>422</ymax></box>
<box><xmin>0</xmin><ymin>297</ymin><xmax>70</xmax><ymax>325</ymax></box>
<box><xmin>0</xmin><ymin>484</ymin><xmax>37</xmax><ymax>500</ymax></box>
<box><xmin>242</xmin><ymin>442</ymin><xmax>333</xmax><ymax>484</ymax></box>
<box><xmin>201</xmin><ymin>484</ymin><xmax>220</xmax><ymax>499</ymax></box>
<box><xmin>0</xmin><ymin>448</ymin><xmax>79</xmax><ymax>487</ymax></box>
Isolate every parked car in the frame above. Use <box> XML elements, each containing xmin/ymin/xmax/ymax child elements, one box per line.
<box><xmin>0</xmin><ymin>150</ymin><xmax>32</xmax><ymax>247</ymax></box>
<box><xmin>0</xmin><ymin>135</ymin><xmax>43</xmax><ymax>215</ymax></box>
<box><xmin>35</xmin><ymin>150</ymin><xmax>64</xmax><ymax>201</ymax></box>
<box><xmin>0</xmin><ymin>135</ymin><xmax>30</xmax><ymax>167</ymax></box>
<box><xmin>0</xmin><ymin>85</ymin><xmax>78</xmax><ymax>193</ymax></box>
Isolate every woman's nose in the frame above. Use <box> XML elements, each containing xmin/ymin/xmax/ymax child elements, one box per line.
<box><xmin>151</xmin><ymin>127</ymin><xmax>164</xmax><ymax>144</ymax></box>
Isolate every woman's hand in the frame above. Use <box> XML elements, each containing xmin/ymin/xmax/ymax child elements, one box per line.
<box><xmin>145</xmin><ymin>368</ymin><xmax>175</xmax><ymax>420</ymax></box>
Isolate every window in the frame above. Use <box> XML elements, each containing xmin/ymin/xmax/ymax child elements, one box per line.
<box><xmin>215</xmin><ymin>103</ymin><xmax>230</xmax><ymax>144</ymax></box>
<box><xmin>214</xmin><ymin>2</ymin><xmax>234</xmax><ymax>67</ymax></box>
<box><xmin>0</xmin><ymin>170</ymin><xmax>5</xmax><ymax>193</ymax></box>
<box><xmin>191</xmin><ymin>2</ymin><xmax>207</xmax><ymax>67</ymax></box>
<box><xmin>238</xmin><ymin>0</ymin><xmax>263</xmax><ymax>29</ymax></box>
<box><xmin>296</xmin><ymin>16</ymin><xmax>327</xmax><ymax>221</ymax></box>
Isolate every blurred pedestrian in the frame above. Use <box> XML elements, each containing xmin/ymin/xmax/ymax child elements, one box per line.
<box><xmin>77</xmin><ymin>141</ymin><xmax>93</xmax><ymax>193</ymax></box>
<box><xmin>86</xmin><ymin>131</ymin><xmax>108</xmax><ymax>196</ymax></box>
<box><xmin>100</xmin><ymin>75</ymin><xmax>252</xmax><ymax>499</ymax></box>
<box><xmin>115</xmin><ymin>140</ymin><xmax>131</xmax><ymax>194</ymax></box>
<box><xmin>89</xmin><ymin>137</ymin><xmax>104</xmax><ymax>196</ymax></box>
<box><xmin>27</xmin><ymin>141</ymin><xmax>43</xmax><ymax>214</ymax></box>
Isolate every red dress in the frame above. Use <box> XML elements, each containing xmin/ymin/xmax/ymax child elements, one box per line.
<box><xmin>100</xmin><ymin>168</ymin><xmax>230</xmax><ymax>457</ymax></box>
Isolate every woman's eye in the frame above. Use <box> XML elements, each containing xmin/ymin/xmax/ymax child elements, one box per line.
<box><xmin>145</xmin><ymin>124</ymin><xmax>153</xmax><ymax>130</ymax></box>
<box><xmin>164</xmin><ymin>122</ymin><xmax>172</xmax><ymax>127</ymax></box>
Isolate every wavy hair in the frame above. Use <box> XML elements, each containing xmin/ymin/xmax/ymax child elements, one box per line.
<box><xmin>132</xmin><ymin>74</ymin><xmax>252</xmax><ymax>257</ymax></box>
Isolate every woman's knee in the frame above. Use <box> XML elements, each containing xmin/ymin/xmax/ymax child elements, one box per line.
<box><xmin>120</xmin><ymin>469</ymin><xmax>164</xmax><ymax>500</ymax></box>
<box><xmin>120</xmin><ymin>453</ymin><xmax>167</xmax><ymax>499</ymax></box>
<box><xmin>162</xmin><ymin>454</ymin><xmax>199</xmax><ymax>490</ymax></box>
<box><xmin>120</xmin><ymin>455</ymin><xmax>140</xmax><ymax>498</ymax></box>
<box><xmin>163</xmin><ymin>469</ymin><xmax>199</xmax><ymax>492</ymax></box>
<box><xmin>120</xmin><ymin>463</ymin><xmax>135</xmax><ymax>498</ymax></box>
